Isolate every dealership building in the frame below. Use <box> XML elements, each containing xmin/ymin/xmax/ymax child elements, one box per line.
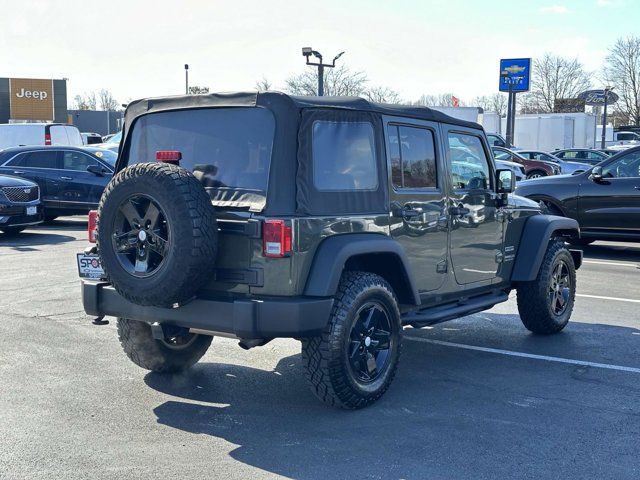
<box><xmin>0</xmin><ymin>77</ymin><xmax>123</xmax><ymax>136</ymax></box>
<box><xmin>0</xmin><ymin>77</ymin><xmax>68</xmax><ymax>123</ymax></box>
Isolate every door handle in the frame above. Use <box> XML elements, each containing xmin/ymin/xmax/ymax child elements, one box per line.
<box><xmin>635</xmin><ymin>186</ymin><xmax>640</xmax><ymax>190</ymax></box>
<box><xmin>59</xmin><ymin>176</ymin><xmax>73</xmax><ymax>181</ymax></box>
<box><xmin>12</xmin><ymin>170</ymin><xmax>25</xmax><ymax>175</ymax></box>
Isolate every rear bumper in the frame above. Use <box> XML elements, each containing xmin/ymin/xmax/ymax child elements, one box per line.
<box><xmin>81</xmin><ymin>280</ymin><xmax>334</xmax><ymax>339</ymax></box>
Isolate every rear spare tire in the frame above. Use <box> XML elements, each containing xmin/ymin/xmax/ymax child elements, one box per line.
<box><xmin>97</xmin><ymin>162</ymin><xmax>217</xmax><ymax>307</ymax></box>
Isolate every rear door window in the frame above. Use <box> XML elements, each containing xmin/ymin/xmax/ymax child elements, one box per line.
<box><xmin>5</xmin><ymin>153</ymin><xmax>28</xmax><ymax>166</ymax></box>
<box><xmin>23</xmin><ymin>150</ymin><xmax>59</xmax><ymax>169</ymax></box>
<box><xmin>129</xmin><ymin>108</ymin><xmax>274</xmax><ymax>193</ymax></box>
<box><xmin>388</xmin><ymin>125</ymin><xmax>437</xmax><ymax>189</ymax></box>
<box><xmin>312</xmin><ymin>121</ymin><xmax>377</xmax><ymax>191</ymax></box>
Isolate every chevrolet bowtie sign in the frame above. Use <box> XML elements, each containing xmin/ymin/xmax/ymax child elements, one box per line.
<box><xmin>9</xmin><ymin>78</ymin><xmax>54</xmax><ymax>121</ymax></box>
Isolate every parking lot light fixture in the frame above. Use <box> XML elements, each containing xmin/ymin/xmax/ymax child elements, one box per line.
<box><xmin>301</xmin><ymin>47</ymin><xmax>345</xmax><ymax>96</ymax></box>
<box><xmin>185</xmin><ymin>64</ymin><xmax>189</xmax><ymax>95</ymax></box>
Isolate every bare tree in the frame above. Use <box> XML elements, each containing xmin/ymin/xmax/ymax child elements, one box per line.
<box><xmin>604</xmin><ymin>36</ymin><xmax>640</xmax><ymax>125</ymax></box>
<box><xmin>364</xmin><ymin>86</ymin><xmax>402</xmax><ymax>104</ymax></box>
<box><xmin>473</xmin><ymin>93</ymin><xmax>508</xmax><ymax>116</ymax></box>
<box><xmin>411</xmin><ymin>93</ymin><xmax>461</xmax><ymax>107</ymax></box>
<box><xmin>528</xmin><ymin>53</ymin><xmax>592</xmax><ymax>113</ymax></box>
<box><xmin>285</xmin><ymin>65</ymin><xmax>368</xmax><ymax>96</ymax></box>
<box><xmin>73</xmin><ymin>92</ymin><xmax>96</xmax><ymax>110</ymax></box>
<box><xmin>188</xmin><ymin>85</ymin><xmax>210</xmax><ymax>94</ymax></box>
<box><xmin>255</xmin><ymin>77</ymin><xmax>273</xmax><ymax>92</ymax></box>
<box><xmin>97</xmin><ymin>89</ymin><xmax>119</xmax><ymax>111</ymax></box>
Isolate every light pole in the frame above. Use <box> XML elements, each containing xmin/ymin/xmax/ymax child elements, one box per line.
<box><xmin>301</xmin><ymin>47</ymin><xmax>344</xmax><ymax>96</ymax></box>
<box><xmin>601</xmin><ymin>86</ymin><xmax>613</xmax><ymax>149</ymax></box>
<box><xmin>185</xmin><ymin>64</ymin><xmax>189</xmax><ymax>94</ymax></box>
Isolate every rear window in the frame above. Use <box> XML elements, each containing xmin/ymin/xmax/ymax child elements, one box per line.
<box><xmin>312</xmin><ymin>121</ymin><xmax>377</xmax><ymax>191</ymax></box>
<box><xmin>128</xmin><ymin>108</ymin><xmax>275</xmax><ymax>192</ymax></box>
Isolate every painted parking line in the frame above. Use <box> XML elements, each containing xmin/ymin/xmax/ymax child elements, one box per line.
<box><xmin>576</xmin><ymin>293</ymin><xmax>640</xmax><ymax>304</ymax></box>
<box><xmin>405</xmin><ymin>337</ymin><xmax>640</xmax><ymax>374</ymax></box>
<box><xmin>583</xmin><ymin>260</ymin><xmax>638</xmax><ymax>268</ymax></box>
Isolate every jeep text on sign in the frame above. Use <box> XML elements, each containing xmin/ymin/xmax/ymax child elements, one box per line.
<box><xmin>9</xmin><ymin>78</ymin><xmax>54</xmax><ymax>121</ymax></box>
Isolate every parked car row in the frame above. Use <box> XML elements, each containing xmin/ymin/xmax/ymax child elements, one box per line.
<box><xmin>0</xmin><ymin>146</ymin><xmax>115</xmax><ymax>223</ymax></box>
<box><xmin>515</xmin><ymin>146</ymin><xmax>640</xmax><ymax>244</ymax></box>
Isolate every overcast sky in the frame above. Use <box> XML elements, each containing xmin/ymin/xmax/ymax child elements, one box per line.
<box><xmin>0</xmin><ymin>0</ymin><xmax>635</xmax><ymax>107</ymax></box>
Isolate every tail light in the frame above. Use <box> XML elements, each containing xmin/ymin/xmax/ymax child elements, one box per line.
<box><xmin>263</xmin><ymin>219</ymin><xmax>292</xmax><ymax>258</ymax></box>
<box><xmin>156</xmin><ymin>150</ymin><xmax>182</xmax><ymax>163</ymax></box>
<box><xmin>44</xmin><ymin>133</ymin><xmax>51</xmax><ymax>145</ymax></box>
<box><xmin>88</xmin><ymin>210</ymin><xmax>98</xmax><ymax>243</ymax></box>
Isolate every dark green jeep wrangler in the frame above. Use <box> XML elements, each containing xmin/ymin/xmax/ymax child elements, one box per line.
<box><xmin>80</xmin><ymin>92</ymin><xmax>582</xmax><ymax>409</ymax></box>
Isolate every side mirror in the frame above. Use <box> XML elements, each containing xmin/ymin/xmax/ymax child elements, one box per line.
<box><xmin>496</xmin><ymin>169</ymin><xmax>515</xmax><ymax>194</ymax></box>
<box><xmin>590</xmin><ymin>166</ymin><xmax>603</xmax><ymax>182</ymax></box>
<box><xmin>87</xmin><ymin>164</ymin><xmax>105</xmax><ymax>176</ymax></box>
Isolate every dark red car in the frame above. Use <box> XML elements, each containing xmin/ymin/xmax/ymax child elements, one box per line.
<box><xmin>492</xmin><ymin>146</ymin><xmax>560</xmax><ymax>179</ymax></box>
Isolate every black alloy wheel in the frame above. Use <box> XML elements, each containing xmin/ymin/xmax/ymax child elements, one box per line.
<box><xmin>348</xmin><ymin>301</ymin><xmax>394</xmax><ymax>384</ymax></box>
<box><xmin>301</xmin><ymin>271</ymin><xmax>402</xmax><ymax>409</ymax></box>
<box><xmin>111</xmin><ymin>194</ymin><xmax>169</xmax><ymax>277</ymax></box>
<box><xmin>548</xmin><ymin>260</ymin><xmax>571</xmax><ymax>316</ymax></box>
<box><xmin>516</xmin><ymin>240</ymin><xmax>576</xmax><ymax>334</ymax></box>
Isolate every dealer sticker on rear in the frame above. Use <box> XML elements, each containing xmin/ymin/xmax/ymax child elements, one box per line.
<box><xmin>77</xmin><ymin>253</ymin><xmax>105</xmax><ymax>279</ymax></box>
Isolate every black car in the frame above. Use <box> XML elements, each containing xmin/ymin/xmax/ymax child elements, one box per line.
<box><xmin>515</xmin><ymin>146</ymin><xmax>640</xmax><ymax>244</ymax></box>
<box><xmin>0</xmin><ymin>174</ymin><xmax>44</xmax><ymax>234</ymax></box>
<box><xmin>553</xmin><ymin>148</ymin><xmax>609</xmax><ymax>166</ymax></box>
<box><xmin>0</xmin><ymin>146</ymin><xmax>116</xmax><ymax>220</ymax></box>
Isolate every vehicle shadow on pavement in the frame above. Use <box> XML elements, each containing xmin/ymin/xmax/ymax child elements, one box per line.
<box><xmin>145</xmin><ymin>316</ymin><xmax>640</xmax><ymax>479</ymax></box>
<box><xmin>581</xmin><ymin>242</ymin><xmax>640</xmax><ymax>263</ymax></box>
<box><xmin>0</xmin><ymin>231</ymin><xmax>77</xmax><ymax>250</ymax></box>
<box><xmin>41</xmin><ymin>218</ymin><xmax>88</xmax><ymax>230</ymax></box>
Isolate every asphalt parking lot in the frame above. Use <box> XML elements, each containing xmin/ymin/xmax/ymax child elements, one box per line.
<box><xmin>1</xmin><ymin>217</ymin><xmax>639</xmax><ymax>480</ymax></box>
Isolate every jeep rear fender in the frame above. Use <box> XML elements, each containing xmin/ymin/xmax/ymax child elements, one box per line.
<box><xmin>511</xmin><ymin>215</ymin><xmax>580</xmax><ymax>282</ymax></box>
<box><xmin>304</xmin><ymin>234</ymin><xmax>420</xmax><ymax>305</ymax></box>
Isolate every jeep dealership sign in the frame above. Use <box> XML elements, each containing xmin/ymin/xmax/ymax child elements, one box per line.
<box><xmin>9</xmin><ymin>78</ymin><xmax>54</xmax><ymax>120</ymax></box>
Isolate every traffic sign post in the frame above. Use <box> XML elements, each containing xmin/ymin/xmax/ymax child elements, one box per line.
<box><xmin>499</xmin><ymin>58</ymin><xmax>531</xmax><ymax>148</ymax></box>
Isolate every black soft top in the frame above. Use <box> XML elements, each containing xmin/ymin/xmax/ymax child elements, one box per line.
<box><xmin>119</xmin><ymin>92</ymin><xmax>483</xmax><ymax>215</ymax></box>
<box><xmin>122</xmin><ymin>91</ymin><xmax>481</xmax><ymax>136</ymax></box>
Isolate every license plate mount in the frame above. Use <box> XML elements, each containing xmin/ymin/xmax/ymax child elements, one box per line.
<box><xmin>77</xmin><ymin>253</ymin><xmax>105</xmax><ymax>279</ymax></box>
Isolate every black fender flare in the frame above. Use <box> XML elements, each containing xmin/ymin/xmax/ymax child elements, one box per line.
<box><xmin>303</xmin><ymin>233</ymin><xmax>420</xmax><ymax>305</ymax></box>
<box><xmin>511</xmin><ymin>215</ymin><xmax>580</xmax><ymax>282</ymax></box>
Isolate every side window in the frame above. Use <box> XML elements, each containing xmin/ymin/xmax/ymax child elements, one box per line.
<box><xmin>23</xmin><ymin>151</ymin><xmax>58</xmax><ymax>169</ymax></box>
<box><xmin>388</xmin><ymin>125</ymin><xmax>437</xmax><ymax>189</ymax></box>
<box><xmin>602</xmin><ymin>151</ymin><xmax>640</xmax><ymax>178</ymax></box>
<box><xmin>62</xmin><ymin>151</ymin><xmax>98</xmax><ymax>171</ymax></box>
<box><xmin>448</xmin><ymin>133</ymin><xmax>490</xmax><ymax>190</ymax></box>
<box><xmin>587</xmin><ymin>151</ymin><xmax>605</xmax><ymax>160</ymax></box>
<box><xmin>5</xmin><ymin>153</ymin><xmax>27</xmax><ymax>167</ymax></box>
<box><xmin>312</xmin><ymin>121</ymin><xmax>377</xmax><ymax>191</ymax></box>
<box><xmin>562</xmin><ymin>151</ymin><xmax>577</xmax><ymax>159</ymax></box>
<box><xmin>492</xmin><ymin>150</ymin><xmax>509</xmax><ymax>160</ymax></box>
